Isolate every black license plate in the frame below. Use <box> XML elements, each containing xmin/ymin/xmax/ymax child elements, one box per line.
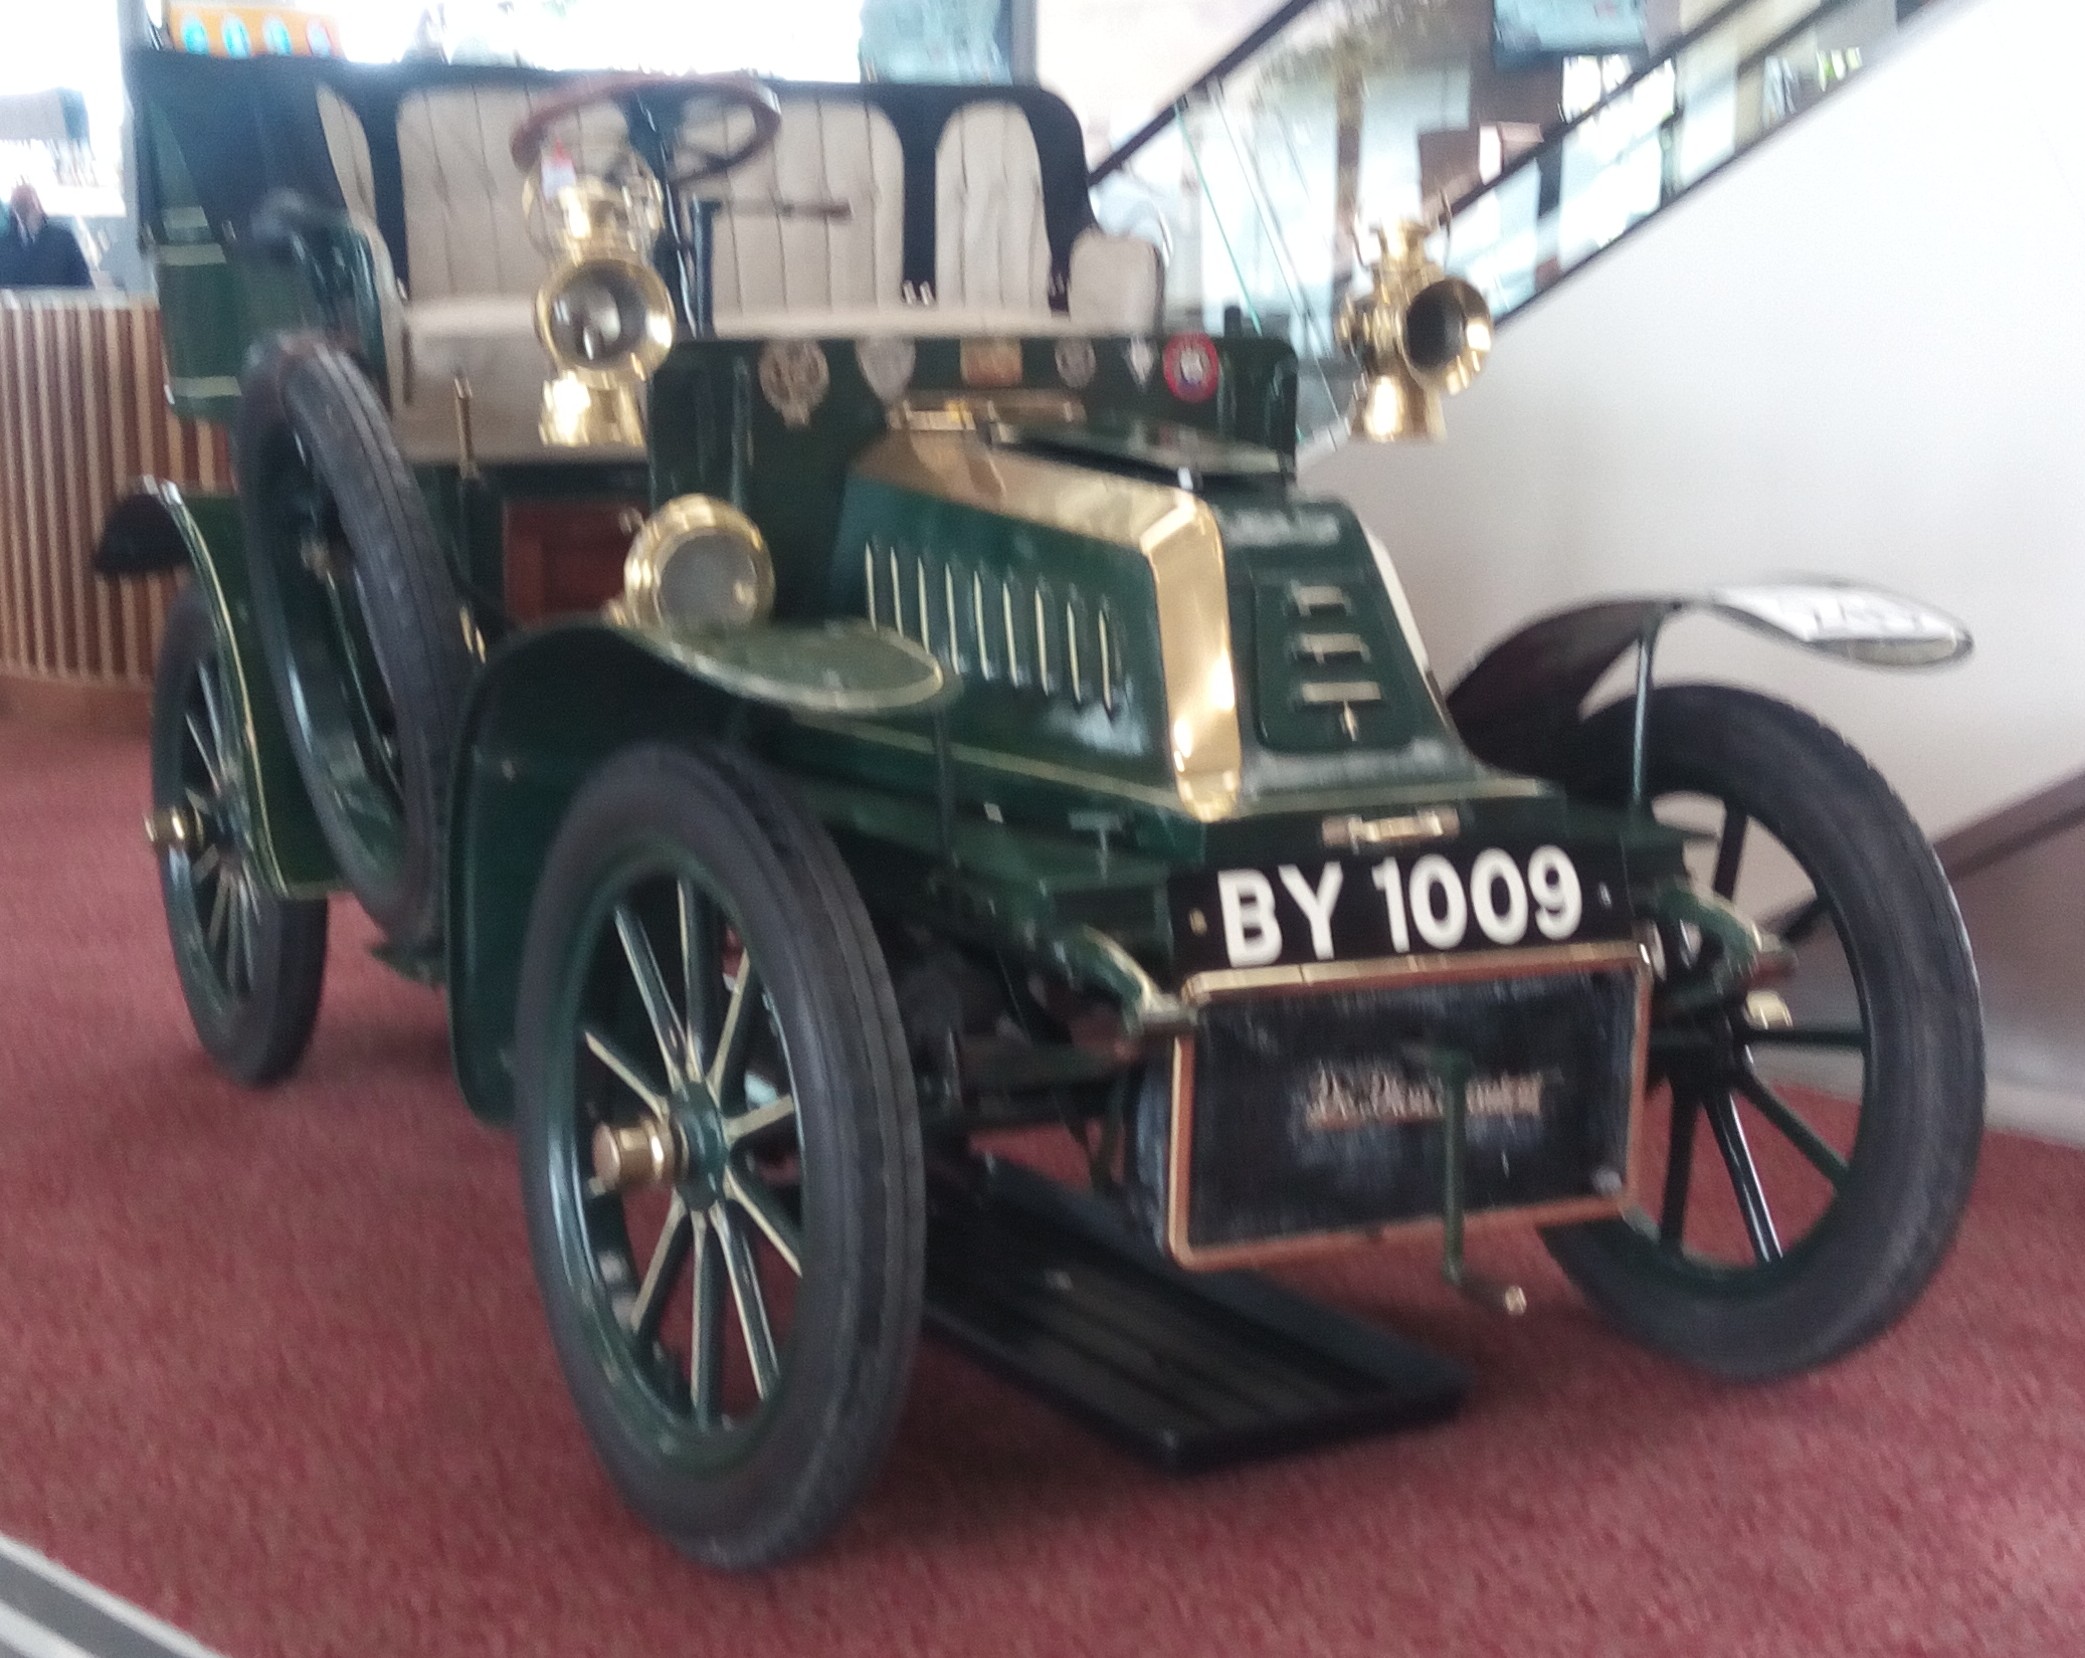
<box><xmin>1169</xmin><ymin>838</ymin><xmax>1634</xmax><ymax>977</ymax></box>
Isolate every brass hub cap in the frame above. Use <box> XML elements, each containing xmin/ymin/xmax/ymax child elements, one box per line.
<box><xmin>589</xmin><ymin>1082</ymin><xmax>735</xmax><ymax>1205</ymax></box>
<box><xmin>592</xmin><ymin>1117</ymin><xmax>681</xmax><ymax>1190</ymax></box>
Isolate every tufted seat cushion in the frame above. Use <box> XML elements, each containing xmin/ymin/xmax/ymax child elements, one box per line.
<box><xmin>389</xmin><ymin>296</ymin><xmax>567</xmax><ymax>461</ymax></box>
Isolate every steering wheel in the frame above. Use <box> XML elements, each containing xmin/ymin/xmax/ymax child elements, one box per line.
<box><xmin>509</xmin><ymin>72</ymin><xmax>783</xmax><ymax>189</ymax></box>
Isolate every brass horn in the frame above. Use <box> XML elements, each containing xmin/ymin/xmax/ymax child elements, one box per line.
<box><xmin>1335</xmin><ymin>222</ymin><xmax>1493</xmax><ymax>442</ymax></box>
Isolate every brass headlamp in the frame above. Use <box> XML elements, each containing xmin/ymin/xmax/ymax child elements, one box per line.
<box><xmin>532</xmin><ymin>172</ymin><xmax>675</xmax><ymax>449</ymax></box>
<box><xmin>612</xmin><ymin>495</ymin><xmax>775</xmax><ymax>634</ymax></box>
<box><xmin>1335</xmin><ymin>222</ymin><xmax>1493</xmax><ymax>443</ymax></box>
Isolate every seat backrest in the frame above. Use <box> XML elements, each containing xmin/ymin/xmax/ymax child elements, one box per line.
<box><xmin>702</xmin><ymin>97</ymin><xmax>907</xmax><ymax>320</ymax></box>
<box><xmin>933</xmin><ymin>101</ymin><xmax>1050</xmax><ymax>313</ymax></box>
<box><xmin>320</xmin><ymin>82</ymin><xmax>626</xmax><ymax>302</ymax></box>
<box><xmin>400</xmin><ymin>85</ymin><xmax>628</xmax><ymax>300</ymax></box>
<box><xmin>311</xmin><ymin>73</ymin><xmax>1156</xmax><ymax>328</ymax></box>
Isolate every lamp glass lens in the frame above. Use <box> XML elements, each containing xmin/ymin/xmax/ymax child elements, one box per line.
<box><xmin>657</xmin><ymin>532</ymin><xmax>766</xmax><ymax>628</ymax></box>
<box><xmin>547</xmin><ymin>265</ymin><xmax>653</xmax><ymax>368</ymax></box>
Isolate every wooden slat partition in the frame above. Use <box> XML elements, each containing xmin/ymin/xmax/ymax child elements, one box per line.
<box><xmin>0</xmin><ymin>292</ymin><xmax>229</xmax><ymax>730</ymax></box>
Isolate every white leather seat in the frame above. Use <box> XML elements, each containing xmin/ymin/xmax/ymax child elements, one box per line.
<box><xmin>315</xmin><ymin>82</ymin><xmax>1164</xmax><ymax>462</ymax></box>
<box><xmin>698</xmin><ymin>100</ymin><xmax>907</xmax><ymax>321</ymax></box>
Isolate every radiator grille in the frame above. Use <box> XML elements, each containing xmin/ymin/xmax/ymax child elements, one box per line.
<box><xmin>862</xmin><ymin>540</ymin><xmax>1119</xmax><ymax>712</ymax></box>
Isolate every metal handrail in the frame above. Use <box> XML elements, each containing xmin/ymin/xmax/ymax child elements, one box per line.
<box><xmin>1088</xmin><ymin>0</ymin><xmax>1327</xmax><ymax>184</ymax></box>
<box><xmin>1438</xmin><ymin>0</ymin><xmax>1877</xmax><ymax>230</ymax></box>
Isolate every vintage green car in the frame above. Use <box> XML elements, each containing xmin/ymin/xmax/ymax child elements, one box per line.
<box><xmin>101</xmin><ymin>46</ymin><xmax>1984</xmax><ymax>1567</ymax></box>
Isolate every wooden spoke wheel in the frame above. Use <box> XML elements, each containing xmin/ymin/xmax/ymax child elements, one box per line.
<box><xmin>1545</xmin><ymin>685</ymin><xmax>1983</xmax><ymax>1378</ymax></box>
<box><xmin>149</xmin><ymin>586</ymin><xmax>327</xmax><ymax>1085</ymax></box>
<box><xmin>515</xmin><ymin>744</ymin><xmax>923</xmax><ymax>1567</ymax></box>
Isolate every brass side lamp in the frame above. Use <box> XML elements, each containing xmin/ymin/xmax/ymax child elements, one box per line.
<box><xmin>531</xmin><ymin>172</ymin><xmax>676</xmax><ymax>449</ymax></box>
<box><xmin>1334</xmin><ymin>222</ymin><xmax>1493</xmax><ymax>442</ymax></box>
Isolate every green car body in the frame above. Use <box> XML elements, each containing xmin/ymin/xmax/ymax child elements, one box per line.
<box><xmin>105</xmin><ymin>44</ymin><xmax>1988</xmax><ymax>1567</ymax></box>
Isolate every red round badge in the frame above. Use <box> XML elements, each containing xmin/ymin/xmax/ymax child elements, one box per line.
<box><xmin>1162</xmin><ymin>333</ymin><xmax>1221</xmax><ymax>403</ymax></box>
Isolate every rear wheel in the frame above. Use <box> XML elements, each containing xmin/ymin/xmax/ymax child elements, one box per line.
<box><xmin>150</xmin><ymin>586</ymin><xmax>328</xmax><ymax>1085</ymax></box>
<box><xmin>515</xmin><ymin>743</ymin><xmax>924</xmax><ymax>1567</ymax></box>
<box><xmin>1544</xmin><ymin>685</ymin><xmax>1983</xmax><ymax>1378</ymax></box>
<box><xmin>235</xmin><ymin>335</ymin><xmax>474</xmax><ymax>950</ymax></box>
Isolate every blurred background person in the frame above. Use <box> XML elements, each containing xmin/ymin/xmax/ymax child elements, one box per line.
<box><xmin>0</xmin><ymin>183</ymin><xmax>91</xmax><ymax>289</ymax></box>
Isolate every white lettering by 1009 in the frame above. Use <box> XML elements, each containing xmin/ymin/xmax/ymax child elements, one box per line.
<box><xmin>1214</xmin><ymin>847</ymin><xmax>1583</xmax><ymax>967</ymax></box>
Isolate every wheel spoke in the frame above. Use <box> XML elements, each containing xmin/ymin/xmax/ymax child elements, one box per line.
<box><xmin>234</xmin><ymin>879</ymin><xmax>259</xmax><ymax>992</ymax></box>
<box><xmin>614</xmin><ymin>904</ymin><xmax>687</xmax><ymax>1089</ymax></box>
<box><xmin>627</xmin><ymin>1195</ymin><xmax>690</xmax><ymax>1346</ymax></box>
<box><xmin>1742</xmin><ymin>1023</ymin><xmax>1866</xmax><ymax>1051</ymax></box>
<box><xmin>688</xmin><ymin>1210</ymin><xmax>723</xmax><ymax>1425</ymax></box>
<box><xmin>191</xmin><ymin>844</ymin><xmax>220</xmax><ymax>883</ymax></box>
<box><xmin>1704</xmin><ymin>1090</ymin><xmax>1782</xmax><ymax>1263</ymax></box>
<box><xmin>197</xmin><ymin>655</ymin><xmax>231</xmax><ymax>772</ymax></box>
<box><xmin>185</xmin><ymin>712</ymin><xmax>224</xmax><ymax>795</ymax></box>
<box><xmin>725</xmin><ymin>1166</ymin><xmax>802</xmax><ymax>1277</ymax></box>
<box><xmin>207</xmin><ymin>868</ymin><xmax>231</xmax><ymax>953</ymax></box>
<box><xmin>677</xmin><ymin>881</ymin><xmax>717</xmax><ymax>1082</ymax></box>
<box><xmin>1659</xmin><ymin>1088</ymin><xmax>1699</xmax><ymax>1247</ymax></box>
<box><xmin>724</xmin><ymin>1093</ymin><xmax>796</xmax><ymax>1146</ymax></box>
<box><xmin>1711</xmin><ymin>806</ymin><xmax>1748</xmax><ymax>899</ymax></box>
<box><xmin>714</xmin><ymin>1203</ymin><xmax>779</xmax><ymax>1398</ymax></box>
<box><xmin>582</xmin><ymin>1025</ymin><xmax>671</xmax><ymax>1121</ymax></box>
<box><xmin>707</xmin><ymin>961</ymin><xmax>761</xmax><ymax>1102</ymax></box>
<box><xmin>223</xmin><ymin>873</ymin><xmax>247</xmax><ymax>991</ymax></box>
<box><xmin>1734</xmin><ymin>1066</ymin><xmax>1850</xmax><ymax>1188</ymax></box>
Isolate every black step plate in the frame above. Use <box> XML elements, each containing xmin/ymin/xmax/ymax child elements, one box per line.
<box><xmin>923</xmin><ymin>1157</ymin><xmax>1469</xmax><ymax>1474</ymax></box>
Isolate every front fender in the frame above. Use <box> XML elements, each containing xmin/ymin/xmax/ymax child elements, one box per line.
<box><xmin>443</xmin><ymin>617</ymin><xmax>945</xmax><ymax>1122</ymax></box>
<box><xmin>1445</xmin><ymin>583</ymin><xmax>1970</xmax><ymax>776</ymax></box>
<box><xmin>97</xmin><ymin>480</ymin><xmax>337</xmax><ymax>895</ymax></box>
<box><xmin>445</xmin><ymin>622</ymin><xmax>747</xmax><ymax>1123</ymax></box>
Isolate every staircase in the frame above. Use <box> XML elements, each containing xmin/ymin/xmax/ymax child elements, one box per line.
<box><xmin>1087</xmin><ymin>0</ymin><xmax>1943</xmax><ymax>442</ymax></box>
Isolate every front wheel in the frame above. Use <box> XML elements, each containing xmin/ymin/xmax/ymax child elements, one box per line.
<box><xmin>150</xmin><ymin>586</ymin><xmax>328</xmax><ymax>1085</ymax></box>
<box><xmin>515</xmin><ymin>744</ymin><xmax>924</xmax><ymax>1567</ymax></box>
<box><xmin>1544</xmin><ymin>684</ymin><xmax>1983</xmax><ymax>1379</ymax></box>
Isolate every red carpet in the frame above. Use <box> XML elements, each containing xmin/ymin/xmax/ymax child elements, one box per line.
<box><xmin>1</xmin><ymin>719</ymin><xmax>2080</xmax><ymax>1658</ymax></box>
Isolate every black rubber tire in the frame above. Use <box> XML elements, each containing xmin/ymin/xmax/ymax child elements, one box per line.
<box><xmin>1543</xmin><ymin>684</ymin><xmax>1984</xmax><ymax>1378</ymax></box>
<box><xmin>152</xmin><ymin>585</ymin><xmax>329</xmax><ymax>1085</ymax></box>
<box><xmin>515</xmin><ymin>743</ymin><xmax>925</xmax><ymax>1567</ymax></box>
<box><xmin>235</xmin><ymin>334</ymin><xmax>473</xmax><ymax>950</ymax></box>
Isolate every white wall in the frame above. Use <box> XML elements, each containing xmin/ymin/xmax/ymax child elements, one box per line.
<box><xmin>1306</xmin><ymin>0</ymin><xmax>2085</xmax><ymax>846</ymax></box>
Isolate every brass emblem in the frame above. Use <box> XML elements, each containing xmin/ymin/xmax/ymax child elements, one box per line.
<box><xmin>757</xmin><ymin>340</ymin><xmax>831</xmax><ymax>428</ymax></box>
<box><xmin>1162</xmin><ymin>332</ymin><xmax>1220</xmax><ymax>403</ymax></box>
<box><xmin>1054</xmin><ymin>337</ymin><xmax>1097</xmax><ymax>390</ymax></box>
<box><xmin>960</xmin><ymin>338</ymin><xmax>1024</xmax><ymax>388</ymax></box>
<box><xmin>1123</xmin><ymin>337</ymin><xmax>1155</xmax><ymax>387</ymax></box>
<box><xmin>855</xmin><ymin>337</ymin><xmax>916</xmax><ymax>406</ymax></box>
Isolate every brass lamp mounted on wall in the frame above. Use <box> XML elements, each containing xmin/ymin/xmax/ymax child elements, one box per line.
<box><xmin>1334</xmin><ymin>222</ymin><xmax>1493</xmax><ymax>442</ymax></box>
<box><xmin>530</xmin><ymin>171</ymin><xmax>676</xmax><ymax>449</ymax></box>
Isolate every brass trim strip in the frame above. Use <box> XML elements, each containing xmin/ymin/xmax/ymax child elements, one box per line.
<box><xmin>1164</xmin><ymin>945</ymin><xmax>1654</xmax><ymax>1271</ymax></box>
<box><xmin>794</xmin><ymin>713</ymin><xmax>1554</xmax><ymax>819</ymax></box>
<box><xmin>793</xmin><ymin>713</ymin><xmax>1190</xmax><ymax>812</ymax></box>
<box><xmin>1181</xmin><ymin>938</ymin><xmax>1647</xmax><ymax>1005</ymax></box>
<box><xmin>167</xmin><ymin>374</ymin><xmax>242</xmax><ymax>399</ymax></box>
<box><xmin>1297</xmin><ymin>679</ymin><xmax>1384</xmax><ymax>705</ymax></box>
<box><xmin>854</xmin><ymin>430</ymin><xmax>1242</xmax><ymax>820</ymax></box>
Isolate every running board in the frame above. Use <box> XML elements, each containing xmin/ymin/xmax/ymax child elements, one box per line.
<box><xmin>923</xmin><ymin>1156</ymin><xmax>1469</xmax><ymax>1473</ymax></box>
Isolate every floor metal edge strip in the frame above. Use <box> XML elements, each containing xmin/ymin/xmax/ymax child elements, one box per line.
<box><xmin>0</xmin><ymin>1540</ymin><xmax>224</xmax><ymax>1658</ymax></box>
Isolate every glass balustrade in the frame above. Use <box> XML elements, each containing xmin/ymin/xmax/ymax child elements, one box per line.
<box><xmin>1087</xmin><ymin>0</ymin><xmax>1943</xmax><ymax>444</ymax></box>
